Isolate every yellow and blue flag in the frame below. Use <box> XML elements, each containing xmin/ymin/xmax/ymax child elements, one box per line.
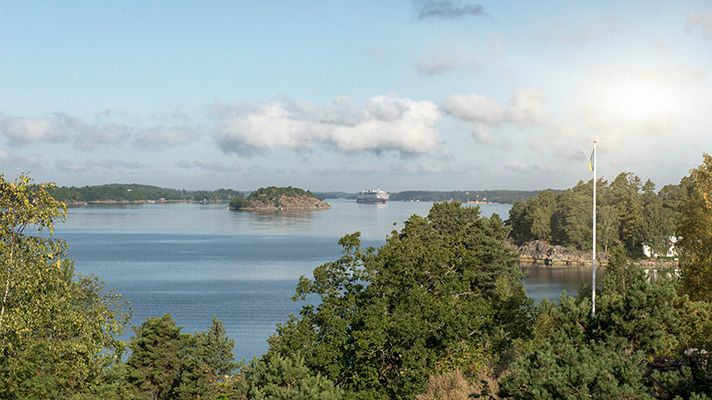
<box><xmin>587</xmin><ymin>149</ymin><xmax>595</xmax><ymax>172</ymax></box>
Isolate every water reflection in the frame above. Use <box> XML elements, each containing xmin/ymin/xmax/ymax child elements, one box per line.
<box><xmin>59</xmin><ymin>200</ymin><xmax>512</xmax><ymax>240</ymax></box>
<box><xmin>522</xmin><ymin>264</ymin><xmax>604</xmax><ymax>303</ymax></box>
<box><xmin>232</xmin><ymin>208</ymin><xmax>322</xmax><ymax>232</ymax></box>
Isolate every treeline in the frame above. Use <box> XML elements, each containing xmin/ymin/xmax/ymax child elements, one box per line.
<box><xmin>49</xmin><ymin>184</ymin><xmax>241</xmax><ymax>203</ymax></box>
<box><xmin>314</xmin><ymin>191</ymin><xmax>358</xmax><ymax>200</ymax></box>
<box><xmin>508</xmin><ymin>172</ymin><xmax>688</xmax><ymax>256</ymax></box>
<box><xmin>2</xmin><ymin>155</ymin><xmax>712</xmax><ymax>399</ymax></box>
<box><xmin>389</xmin><ymin>190</ymin><xmax>544</xmax><ymax>203</ymax></box>
<box><xmin>49</xmin><ymin>184</ymin><xmax>544</xmax><ymax>204</ymax></box>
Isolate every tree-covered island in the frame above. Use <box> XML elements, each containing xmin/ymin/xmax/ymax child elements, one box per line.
<box><xmin>49</xmin><ymin>184</ymin><xmax>241</xmax><ymax>205</ymax></box>
<box><xmin>228</xmin><ymin>186</ymin><xmax>330</xmax><ymax>211</ymax></box>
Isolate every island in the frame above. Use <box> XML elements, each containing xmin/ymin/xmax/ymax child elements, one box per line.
<box><xmin>229</xmin><ymin>186</ymin><xmax>330</xmax><ymax>211</ymax></box>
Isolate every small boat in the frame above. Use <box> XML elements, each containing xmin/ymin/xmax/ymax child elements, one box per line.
<box><xmin>356</xmin><ymin>188</ymin><xmax>389</xmax><ymax>204</ymax></box>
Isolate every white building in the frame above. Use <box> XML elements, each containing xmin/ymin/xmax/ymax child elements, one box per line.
<box><xmin>642</xmin><ymin>236</ymin><xmax>678</xmax><ymax>258</ymax></box>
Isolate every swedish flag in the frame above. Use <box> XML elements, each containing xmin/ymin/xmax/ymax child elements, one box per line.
<box><xmin>587</xmin><ymin>149</ymin><xmax>595</xmax><ymax>172</ymax></box>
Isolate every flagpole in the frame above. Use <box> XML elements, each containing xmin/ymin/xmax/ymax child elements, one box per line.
<box><xmin>592</xmin><ymin>140</ymin><xmax>597</xmax><ymax>316</ymax></box>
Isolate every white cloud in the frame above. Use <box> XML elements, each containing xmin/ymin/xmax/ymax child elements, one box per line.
<box><xmin>442</xmin><ymin>88</ymin><xmax>547</xmax><ymax>133</ymax></box>
<box><xmin>687</xmin><ymin>10</ymin><xmax>712</xmax><ymax>40</ymax></box>
<box><xmin>54</xmin><ymin>158</ymin><xmax>152</xmax><ymax>172</ymax></box>
<box><xmin>212</xmin><ymin>95</ymin><xmax>442</xmax><ymax>155</ymax></box>
<box><xmin>0</xmin><ymin>115</ymin><xmax>68</xmax><ymax>145</ymax></box>
<box><xmin>0</xmin><ymin>113</ymin><xmax>131</xmax><ymax>149</ymax></box>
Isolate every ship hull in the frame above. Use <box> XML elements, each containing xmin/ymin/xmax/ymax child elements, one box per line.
<box><xmin>356</xmin><ymin>197</ymin><xmax>388</xmax><ymax>204</ymax></box>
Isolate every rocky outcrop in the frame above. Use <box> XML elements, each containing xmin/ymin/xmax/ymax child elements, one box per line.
<box><xmin>241</xmin><ymin>194</ymin><xmax>330</xmax><ymax>211</ymax></box>
<box><xmin>518</xmin><ymin>240</ymin><xmax>607</xmax><ymax>266</ymax></box>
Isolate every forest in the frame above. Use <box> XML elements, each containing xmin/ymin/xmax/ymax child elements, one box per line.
<box><xmin>49</xmin><ymin>184</ymin><xmax>241</xmax><ymax>203</ymax></box>
<box><xmin>508</xmin><ymin>173</ymin><xmax>686</xmax><ymax>257</ymax></box>
<box><xmin>1</xmin><ymin>154</ymin><xmax>711</xmax><ymax>399</ymax></box>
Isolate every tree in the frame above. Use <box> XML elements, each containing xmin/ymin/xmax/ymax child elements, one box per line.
<box><xmin>640</xmin><ymin>179</ymin><xmax>671</xmax><ymax>257</ymax></box>
<box><xmin>678</xmin><ymin>154</ymin><xmax>712</xmax><ymax>302</ymax></box>
<box><xmin>245</xmin><ymin>354</ymin><xmax>342</xmax><ymax>400</ymax></box>
<box><xmin>268</xmin><ymin>203</ymin><xmax>531</xmax><ymax>399</ymax></box>
<box><xmin>528</xmin><ymin>191</ymin><xmax>556</xmax><ymax>241</ymax></box>
<box><xmin>551</xmin><ymin>181</ymin><xmax>592</xmax><ymax>250</ymax></box>
<box><xmin>196</xmin><ymin>317</ymin><xmax>237</xmax><ymax>380</ymax></box>
<box><xmin>598</xmin><ymin>204</ymin><xmax>620</xmax><ymax>252</ymax></box>
<box><xmin>0</xmin><ymin>173</ymin><xmax>129</xmax><ymax>399</ymax></box>
<box><xmin>126</xmin><ymin>314</ymin><xmax>186</xmax><ymax>400</ymax></box>
<box><xmin>610</xmin><ymin>172</ymin><xmax>645</xmax><ymax>254</ymax></box>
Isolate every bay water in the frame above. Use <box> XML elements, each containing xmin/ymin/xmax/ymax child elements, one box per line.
<box><xmin>56</xmin><ymin>200</ymin><xmax>594</xmax><ymax>361</ymax></box>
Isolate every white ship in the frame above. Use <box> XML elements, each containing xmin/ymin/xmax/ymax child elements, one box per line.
<box><xmin>356</xmin><ymin>188</ymin><xmax>389</xmax><ymax>204</ymax></box>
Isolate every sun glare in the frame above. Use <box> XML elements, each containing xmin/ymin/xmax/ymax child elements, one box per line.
<box><xmin>589</xmin><ymin>77</ymin><xmax>680</xmax><ymax>127</ymax></box>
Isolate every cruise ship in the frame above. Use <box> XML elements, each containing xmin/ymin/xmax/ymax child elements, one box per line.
<box><xmin>356</xmin><ymin>188</ymin><xmax>389</xmax><ymax>204</ymax></box>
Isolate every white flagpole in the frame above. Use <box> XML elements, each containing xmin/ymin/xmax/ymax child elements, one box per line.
<box><xmin>592</xmin><ymin>140</ymin><xmax>597</xmax><ymax>316</ymax></box>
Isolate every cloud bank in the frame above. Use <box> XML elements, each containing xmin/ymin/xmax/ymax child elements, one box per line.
<box><xmin>212</xmin><ymin>95</ymin><xmax>442</xmax><ymax>155</ymax></box>
<box><xmin>0</xmin><ymin>112</ymin><xmax>199</xmax><ymax>151</ymax></box>
<box><xmin>54</xmin><ymin>158</ymin><xmax>152</xmax><ymax>172</ymax></box>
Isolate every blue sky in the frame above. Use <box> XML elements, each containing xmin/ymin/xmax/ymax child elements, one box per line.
<box><xmin>1</xmin><ymin>1</ymin><xmax>711</xmax><ymax>191</ymax></box>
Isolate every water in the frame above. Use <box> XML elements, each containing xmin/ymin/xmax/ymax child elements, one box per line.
<box><xmin>56</xmin><ymin>200</ymin><xmax>593</xmax><ymax>361</ymax></box>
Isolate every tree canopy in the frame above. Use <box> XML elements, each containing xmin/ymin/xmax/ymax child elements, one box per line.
<box><xmin>0</xmin><ymin>174</ymin><xmax>129</xmax><ymax>399</ymax></box>
<box><xmin>267</xmin><ymin>202</ymin><xmax>531</xmax><ymax>399</ymax></box>
<box><xmin>508</xmin><ymin>172</ymin><xmax>681</xmax><ymax>256</ymax></box>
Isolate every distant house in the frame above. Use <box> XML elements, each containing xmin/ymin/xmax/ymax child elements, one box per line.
<box><xmin>642</xmin><ymin>236</ymin><xmax>678</xmax><ymax>258</ymax></box>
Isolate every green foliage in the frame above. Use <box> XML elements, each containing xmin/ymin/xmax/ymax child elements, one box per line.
<box><xmin>0</xmin><ymin>174</ymin><xmax>129</xmax><ymax>400</ymax></box>
<box><xmin>126</xmin><ymin>314</ymin><xmax>240</xmax><ymax>400</ymax></box>
<box><xmin>230</xmin><ymin>186</ymin><xmax>322</xmax><ymax>209</ymax></box>
<box><xmin>501</xmin><ymin>248</ymin><xmax>712</xmax><ymax>399</ymax></box>
<box><xmin>197</xmin><ymin>317</ymin><xmax>238</xmax><ymax>379</ymax></box>
<box><xmin>126</xmin><ymin>314</ymin><xmax>186</xmax><ymax>399</ymax></box>
<box><xmin>679</xmin><ymin>153</ymin><xmax>712</xmax><ymax>302</ymax></box>
<box><xmin>508</xmin><ymin>173</ymin><xmax>678</xmax><ymax>256</ymax></box>
<box><xmin>268</xmin><ymin>202</ymin><xmax>532</xmax><ymax>399</ymax></box>
<box><xmin>228</xmin><ymin>193</ymin><xmax>249</xmax><ymax>210</ymax></box>
<box><xmin>244</xmin><ymin>354</ymin><xmax>342</xmax><ymax>400</ymax></box>
<box><xmin>251</xmin><ymin>186</ymin><xmax>317</xmax><ymax>207</ymax></box>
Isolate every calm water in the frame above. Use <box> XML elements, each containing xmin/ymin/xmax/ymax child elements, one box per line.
<box><xmin>56</xmin><ymin>200</ymin><xmax>596</xmax><ymax>361</ymax></box>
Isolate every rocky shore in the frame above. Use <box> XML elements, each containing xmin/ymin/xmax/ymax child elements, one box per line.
<box><xmin>518</xmin><ymin>240</ymin><xmax>678</xmax><ymax>268</ymax></box>
<box><xmin>238</xmin><ymin>195</ymin><xmax>330</xmax><ymax>211</ymax></box>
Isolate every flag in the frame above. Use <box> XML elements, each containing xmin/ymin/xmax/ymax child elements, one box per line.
<box><xmin>587</xmin><ymin>149</ymin><xmax>595</xmax><ymax>172</ymax></box>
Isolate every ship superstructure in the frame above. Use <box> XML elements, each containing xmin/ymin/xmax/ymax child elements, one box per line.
<box><xmin>356</xmin><ymin>188</ymin><xmax>389</xmax><ymax>203</ymax></box>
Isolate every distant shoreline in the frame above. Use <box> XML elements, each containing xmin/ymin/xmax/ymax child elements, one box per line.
<box><xmin>65</xmin><ymin>199</ymin><xmax>229</xmax><ymax>207</ymax></box>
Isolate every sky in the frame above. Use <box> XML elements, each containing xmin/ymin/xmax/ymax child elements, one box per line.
<box><xmin>1</xmin><ymin>1</ymin><xmax>712</xmax><ymax>192</ymax></box>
